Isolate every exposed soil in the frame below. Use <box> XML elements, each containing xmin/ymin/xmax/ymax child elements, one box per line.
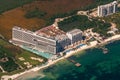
<box><xmin>0</xmin><ymin>8</ymin><xmax>46</xmax><ymax>39</ymax></box>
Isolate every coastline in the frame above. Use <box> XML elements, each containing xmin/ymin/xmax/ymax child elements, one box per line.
<box><xmin>1</xmin><ymin>34</ymin><xmax>120</xmax><ymax>80</ymax></box>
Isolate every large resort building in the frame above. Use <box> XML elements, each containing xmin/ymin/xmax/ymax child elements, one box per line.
<box><xmin>98</xmin><ymin>1</ymin><xmax>118</xmax><ymax>17</ymax></box>
<box><xmin>11</xmin><ymin>1</ymin><xmax>118</xmax><ymax>58</ymax></box>
<box><xmin>11</xmin><ymin>25</ymin><xmax>83</xmax><ymax>55</ymax></box>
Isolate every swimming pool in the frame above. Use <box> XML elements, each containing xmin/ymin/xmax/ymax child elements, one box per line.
<box><xmin>21</xmin><ymin>46</ymin><xmax>53</xmax><ymax>59</ymax></box>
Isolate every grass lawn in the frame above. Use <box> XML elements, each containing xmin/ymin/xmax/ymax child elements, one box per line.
<box><xmin>16</xmin><ymin>50</ymin><xmax>47</xmax><ymax>68</ymax></box>
<box><xmin>0</xmin><ymin>39</ymin><xmax>47</xmax><ymax>77</ymax></box>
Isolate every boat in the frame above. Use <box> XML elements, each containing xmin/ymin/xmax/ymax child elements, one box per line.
<box><xmin>75</xmin><ymin>63</ymin><xmax>81</xmax><ymax>67</ymax></box>
<box><xmin>103</xmin><ymin>48</ymin><xmax>108</xmax><ymax>54</ymax></box>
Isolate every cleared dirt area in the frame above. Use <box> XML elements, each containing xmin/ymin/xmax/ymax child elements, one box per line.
<box><xmin>0</xmin><ymin>0</ymin><xmax>94</xmax><ymax>40</ymax></box>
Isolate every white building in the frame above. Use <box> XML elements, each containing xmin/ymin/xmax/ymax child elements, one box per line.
<box><xmin>12</xmin><ymin>26</ymin><xmax>57</xmax><ymax>54</ymax></box>
<box><xmin>98</xmin><ymin>1</ymin><xmax>118</xmax><ymax>17</ymax></box>
<box><xmin>11</xmin><ymin>26</ymin><xmax>83</xmax><ymax>55</ymax></box>
<box><xmin>66</xmin><ymin>29</ymin><xmax>83</xmax><ymax>44</ymax></box>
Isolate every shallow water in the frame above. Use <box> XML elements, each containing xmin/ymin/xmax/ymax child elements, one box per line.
<box><xmin>17</xmin><ymin>40</ymin><xmax>120</xmax><ymax>80</ymax></box>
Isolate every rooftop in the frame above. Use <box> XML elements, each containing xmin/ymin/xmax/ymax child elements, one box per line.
<box><xmin>35</xmin><ymin>25</ymin><xmax>66</xmax><ymax>40</ymax></box>
<box><xmin>67</xmin><ymin>29</ymin><xmax>82</xmax><ymax>36</ymax></box>
<box><xmin>14</xmin><ymin>26</ymin><xmax>83</xmax><ymax>41</ymax></box>
<box><xmin>55</xmin><ymin>34</ymin><xmax>69</xmax><ymax>41</ymax></box>
<box><xmin>13</xmin><ymin>26</ymin><xmax>34</xmax><ymax>34</ymax></box>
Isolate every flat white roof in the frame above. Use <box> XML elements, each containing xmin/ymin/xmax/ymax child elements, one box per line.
<box><xmin>67</xmin><ymin>29</ymin><xmax>82</xmax><ymax>36</ymax></box>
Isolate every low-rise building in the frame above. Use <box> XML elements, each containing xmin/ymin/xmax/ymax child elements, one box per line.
<box><xmin>66</xmin><ymin>29</ymin><xmax>83</xmax><ymax>44</ymax></box>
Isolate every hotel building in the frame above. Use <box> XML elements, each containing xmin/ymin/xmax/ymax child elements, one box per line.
<box><xmin>98</xmin><ymin>1</ymin><xmax>118</xmax><ymax>17</ymax></box>
<box><xmin>11</xmin><ymin>26</ymin><xmax>83</xmax><ymax>55</ymax></box>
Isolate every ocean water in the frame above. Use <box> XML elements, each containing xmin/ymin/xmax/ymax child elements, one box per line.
<box><xmin>17</xmin><ymin>40</ymin><xmax>120</xmax><ymax>80</ymax></box>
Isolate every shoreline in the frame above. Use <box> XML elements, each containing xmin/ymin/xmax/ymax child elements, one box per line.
<box><xmin>1</xmin><ymin>34</ymin><xmax>120</xmax><ymax>80</ymax></box>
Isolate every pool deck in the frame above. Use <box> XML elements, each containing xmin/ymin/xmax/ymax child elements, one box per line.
<box><xmin>21</xmin><ymin>46</ymin><xmax>53</xmax><ymax>59</ymax></box>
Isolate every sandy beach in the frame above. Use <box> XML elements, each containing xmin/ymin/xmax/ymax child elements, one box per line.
<box><xmin>16</xmin><ymin>71</ymin><xmax>45</xmax><ymax>80</ymax></box>
<box><xmin>1</xmin><ymin>34</ymin><xmax>120</xmax><ymax>80</ymax></box>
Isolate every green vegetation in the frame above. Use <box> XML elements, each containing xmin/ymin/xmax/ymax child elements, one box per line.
<box><xmin>0</xmin><ymin>46</ymin><xmax>19</xmax><ymax>72</ymax></box>
<box><xmin>0</xmin><ymin>57</ymin><xmax>19</xmax><ymax>72</ymax></box>
<box><xmin>58</xmin><ymin>15</ymin><xmax>111</xmax><ymax>36</ymax></box>
<box><xmin>46</xmin><ymin>0</ymin><xmax>114</xmax><ymax>26</ymax></box>
<box><xmin>25</xmin><ymin>8</ymin><xmax>47</xmax><ymax>18</ymax></box>
<box><xmin>46</xmin><ymin>10</ymin><xmax>78</xmax><ymax>25</ymax></box>
<box><xmin>0</xmin><ymin>0</ymin><xmax>115</xmax><ymax>25</ymax></box>
<box><xmin>23</xmin><ymin>0</ymin><xmax>115</xmax><ymax>26</ymax></box>
<box><xmin>92</xmin><ymin>19</ymin><xmax>111</xmax><ymax>36</ymax></box>
<box><xmin>17</xmin><ymin>50</ymin><xmax>47</xmax><ymax>68</ymax></box>
<box><xmin>0</xmin><ymin>0</ymin><xmax>35</xmax><ymax>14</ymax></box>
<box><xmin>0</xmin><ymin>39</ymin><xmax>47</xmax><ymax>77</ymax></box>
<box><xmin>103</xmin><ymin>12</ymin><xmax>120</xmax><ymax>31</ymax></box>
<box><xmin>0</xmin><ymin>0</ymin><xmax>118</xmax><ymax>78</ymax></box>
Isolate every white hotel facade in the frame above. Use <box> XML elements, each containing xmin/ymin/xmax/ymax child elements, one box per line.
<box><xmin>98</xmin><ymin>1</ymin><xmax>118</xmax><ymax>17</ymax></box>
<box><xmin>11</xmin><ymin>26</ymin><xmax>83</xmax><ymax>55</ymax></box>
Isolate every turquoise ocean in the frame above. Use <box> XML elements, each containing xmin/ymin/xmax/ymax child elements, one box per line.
<box><xmin>17</xmin><ymin>40</ymin><xmax>120</xmax><ymax>80</ymax></box>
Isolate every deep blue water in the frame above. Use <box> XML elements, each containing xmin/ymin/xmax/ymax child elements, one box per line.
<box><xmin>18</xmin><ymin>40</ymin><xmax>120</xmax><ymax>80</ymax></box>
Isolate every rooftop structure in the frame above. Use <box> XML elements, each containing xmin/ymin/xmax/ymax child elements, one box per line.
<box><xmin>11</xmin><ymin>26</ymin><xmax>83</xmax><ymax>55</ymax></box>
<box><xmin>67</xmin><ymin>29</ymin><xmax>82</xmax><ymax>36</ymax></box>
<box><xmin>35</xmin><ymin>25</ymin><xmax>65</xmax><ymax>39</ymax></box>
<box><xmin>66</xmin><ymin>29</ymin><xmax>83</xmax><ymax>44</ymax></box>
<box><xmin>12</xmin><ymin>26</ymin><xmax>57</xmax><ymax>54</ymax></box>
<box><xmin>98</xmin><ymin>1</ymin><xmax>118</xmax><ymax>17</ymax></box>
